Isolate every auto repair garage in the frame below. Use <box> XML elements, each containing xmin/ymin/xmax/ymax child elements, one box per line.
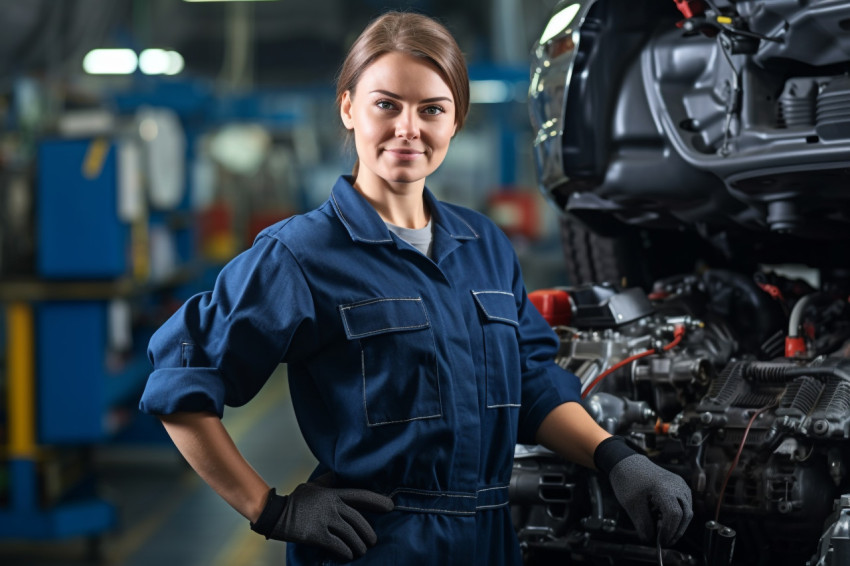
<box><xmin>1</xmin><ymin>1</ymin><xmax>849</xmax><ymax>565</ymax></box>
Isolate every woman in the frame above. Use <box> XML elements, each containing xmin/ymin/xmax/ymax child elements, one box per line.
<box><xmin>139</xmin><ymin>11</ymin><xmax>692</xmax><ymax>565</ymax></box>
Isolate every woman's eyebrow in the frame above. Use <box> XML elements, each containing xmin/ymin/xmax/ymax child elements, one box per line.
<box><xmin>370</xmin><ymin>89</ymin><xmax>454</xmax><ymax>104</ymax></box>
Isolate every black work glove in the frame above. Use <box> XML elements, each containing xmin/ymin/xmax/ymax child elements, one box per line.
<box><xmin>250</xmin><ymin>475</ymin><xmax>395</xmax><ymax>562</ymax></box>
<box><xmin>595</xmin><ymin>436</ymin><xmax>693</xmax><ymax>546</ymax></box>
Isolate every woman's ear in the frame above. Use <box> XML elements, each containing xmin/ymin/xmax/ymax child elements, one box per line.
<box><xmin>340</xmin><ymin>91</ymin><xmax>354</xmax><ymax>130</ymax></box>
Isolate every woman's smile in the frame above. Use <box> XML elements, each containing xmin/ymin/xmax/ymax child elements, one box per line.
<box><xmin>383</xmin><ymin>147</ymin><xmax>426</xmax><ymax>161</ymax></box>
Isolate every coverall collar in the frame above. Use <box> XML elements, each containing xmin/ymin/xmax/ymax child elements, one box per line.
<box><xmin>329</xmin><ymin>175</ymin><xmax>479</xmax><ymax>247</ymax></box>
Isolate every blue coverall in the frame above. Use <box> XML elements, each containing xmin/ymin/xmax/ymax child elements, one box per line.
<box><xmin>139</xmin><ymin>176</ymin><xmax>581</xmax><ymax>565</ymax></box>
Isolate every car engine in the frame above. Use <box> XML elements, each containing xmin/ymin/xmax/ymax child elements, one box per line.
<box><xmin>511</xmin><ymin>274</ymin><xmax>850</xmax><ymax>565</ymax></box>
<box><xmin>517</xmin><ymin>0</ymin><xmax>850</xmax><ymax>563</ymax></box>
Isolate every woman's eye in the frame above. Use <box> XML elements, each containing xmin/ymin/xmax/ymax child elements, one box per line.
<box><xmin>422</xmin><ymin>106</ymin><xmax>444</xmax><ymax>115</ymax></box>
<box><xmin>376</xmin><ymin>100</ymin><xmax>396</xmax><ymax>110</ymax></box>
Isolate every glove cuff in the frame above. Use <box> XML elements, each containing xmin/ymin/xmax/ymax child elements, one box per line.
<box><xmin>249</xmin><ymin>488</ymin><xmax>289</xmax><ymax>539</ymax></box>
<box><xmin>593</xmin><ymin>435</ymin><xmax>638</xmax><ymax>476</ymax></box>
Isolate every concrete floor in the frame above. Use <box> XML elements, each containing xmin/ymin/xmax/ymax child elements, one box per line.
<box><xmin>0</xmin><ymin>366</ymin><xmax>318</xmax><ymax>566</ymax></box>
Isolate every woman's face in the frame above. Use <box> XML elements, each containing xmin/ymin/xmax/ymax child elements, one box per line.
<box><xmin>340</xmin><ymin>51</ymin><xmax>457</xmax><ymax>190</ymax></box>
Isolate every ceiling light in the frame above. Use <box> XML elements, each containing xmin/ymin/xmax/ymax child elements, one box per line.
<box><xmin>140</xmin><ymin>49</ymin><xmax>185</xmax><ymax>75</ymax></box>
<box><xmin>165</xmin><ymin>52</ymin><xmax>185</xmax><ymax>75</ymax></box>
<box><xmin>83</xmin><ymin>49</ymin><xmax>138</xmax><ymax>75</ymax></box>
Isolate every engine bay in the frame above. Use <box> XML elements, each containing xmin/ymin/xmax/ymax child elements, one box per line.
<box><xmin>511</xmin><ymin>270</ymin><xmax>850</xmax><ymax>565</ymax></box>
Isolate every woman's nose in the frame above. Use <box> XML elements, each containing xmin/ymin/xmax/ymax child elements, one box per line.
<box><xmin>395</xmin><ymin>111</ymin><xmax>420</xmax><ymax>140</ymax></box>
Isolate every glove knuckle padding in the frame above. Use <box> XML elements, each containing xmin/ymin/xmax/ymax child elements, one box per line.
<box><xmin>609</xmin><ymin>454</ymin><xmax>693</xmax><ymax>545</ymax></box>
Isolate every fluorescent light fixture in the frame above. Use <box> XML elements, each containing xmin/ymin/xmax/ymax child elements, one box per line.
<box><xmin>470</xmin><ymin>80</ymin><xmax>511</xmax><ymax>104</ymax></box>
<box><xmin>165</xmin><ymin>51</ymin><xmax>185</xmax><ymax>75</ymax></box>
<box><xmin>140</xmin><ymin>49</ymin><xmax>185</xmax><ymax>75</ymax></box>
<box><xmin>539</xmin><ymin>3</ymin><xmax>581</xmax><ymax>44</ymax></box>
<box><xmin>83</xmin><ymin>49</ymin><xmax>138</xmax><ymax>75</ymax></box>
<box><xmin>139</xmin><ymin>49</ymin><xmax>169</xmax><ymax>75</ymax></box>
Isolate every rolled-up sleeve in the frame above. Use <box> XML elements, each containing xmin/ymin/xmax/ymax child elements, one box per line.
<box><xmin>139</xmin><ymin>232</ymin><xmax>316</xmax><ymax>417</ymax></box>
<box><xmin>512</xmin><ymin>254</ymin><xmax>581</xmax><ymax>445</ymax></box>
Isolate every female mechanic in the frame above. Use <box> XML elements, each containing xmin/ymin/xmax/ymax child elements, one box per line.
<box><xmin>139</xmin><ymin>10</ymin><xmax>692</xmax><ymax>565</ymax></box>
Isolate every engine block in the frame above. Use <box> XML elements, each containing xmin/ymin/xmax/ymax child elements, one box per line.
<box><xmin>511</xmin><ymin>279</ymin><xmax>850</xmax><ymax>565</ymax></box>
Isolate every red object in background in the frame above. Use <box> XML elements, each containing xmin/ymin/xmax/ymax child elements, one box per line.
<box><xmin>198</xmin><ymin>202</ymin><xmax>232</xmax><ymax>244</ymax></box>
<box><xmin>529</xmin><ymin>289</ymin><xmax>572</xmax><ymax>327</ymax></box>
<box><xmin>674</xmin><ymin>0</ymin><xmax>706</xmax><ymax>19</ymax></box>
<box><xmin>785</xmin><ymin>336</ymin><xmax>806</xmax><ymax>358</ymax></box>
<box><xmin>198</xmin><ymin>202</ymin><xmax>237</xmax><ymax>262</ymax></box>
<box><xmin>488</xmin><ymin>189</ymin><xmax>541</xmax><ymax>241</ymax></box>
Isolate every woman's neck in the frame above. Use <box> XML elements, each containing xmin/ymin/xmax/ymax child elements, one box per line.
<box><xmin>352</xmin><ymin>174</ymin><xmax>430</xmax><ymax>229</ymax></box>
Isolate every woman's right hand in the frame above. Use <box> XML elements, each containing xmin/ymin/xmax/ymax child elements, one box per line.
<box><xmin>251</xmin><ymin>477</ymin><xmax>395</xmax><ymax>562</ymax></box>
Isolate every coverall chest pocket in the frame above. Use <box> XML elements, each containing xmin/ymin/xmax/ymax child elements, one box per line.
<box><xmin>339</xmin><ymin>297</ymin><xmax>442</xmax><ymax>426</ymax></box>
<box><xmin>472</xmin><ymin>290</ymin><xmax>521</xmax><ymax>408</ymax></box>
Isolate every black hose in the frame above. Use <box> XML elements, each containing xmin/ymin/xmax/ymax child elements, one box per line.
<box><xmin>702</xmin><ymin>270</ymin><xmax>784</xmax><ymax>354</ymax></box>
<box><xmin>745</xmin><ymin>362</ymin><xmax>850</xmax><ymax>383</ymax></box>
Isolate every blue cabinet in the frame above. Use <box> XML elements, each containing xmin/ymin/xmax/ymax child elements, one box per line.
<box><xmin>36</xmin><ymin>139</ymin><xmax>129</xmax><ymax>279</ymax></box>
<box><xmin>36</xmin><ymin>301</ymin><xmax>151</xmax><ymax>444</ymax></box>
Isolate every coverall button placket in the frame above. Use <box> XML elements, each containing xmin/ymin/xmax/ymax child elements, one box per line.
<box><xmin>431</xmin><ymin>275</ymin><xmax>482</xmax><ymax>494</ymax></box>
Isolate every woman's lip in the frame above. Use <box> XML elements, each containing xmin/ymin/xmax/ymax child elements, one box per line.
<box><xmin>384</xmin><ymin>148</ymin><xmax>424</xmax><ymax>160</ymax></box>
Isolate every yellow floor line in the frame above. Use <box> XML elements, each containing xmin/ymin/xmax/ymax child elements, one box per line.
<box><xmin>211</xmin><ymin>527</ymin><xmax>270</xmax><ymax>566</ymax></box>
<box><xmin>104</xmin><ymin>471</ymin><xmax>199</xmax><ymax>566</ymax></box>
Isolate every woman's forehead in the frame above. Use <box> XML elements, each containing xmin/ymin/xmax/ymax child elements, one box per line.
<box><xmin>355</xmin><ymin>52</ymin><xmax>453</xmax><ymax>98</ymax></box>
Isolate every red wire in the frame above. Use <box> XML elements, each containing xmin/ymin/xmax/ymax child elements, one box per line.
<box><xmin>581</xmin><ymin>349</ymin><xmax>656</xmax><ymax>399</ymax></box>
<box><xmin>581</xmin><ymin>325</ymin><xmax>685</xmax><ymax>399</ymax></box>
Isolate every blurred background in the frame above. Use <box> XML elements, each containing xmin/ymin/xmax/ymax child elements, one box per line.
<box><xmin>0</xmin><ymin>0</ymin><xmax>567</xmax><ymax>564</ymax></box>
